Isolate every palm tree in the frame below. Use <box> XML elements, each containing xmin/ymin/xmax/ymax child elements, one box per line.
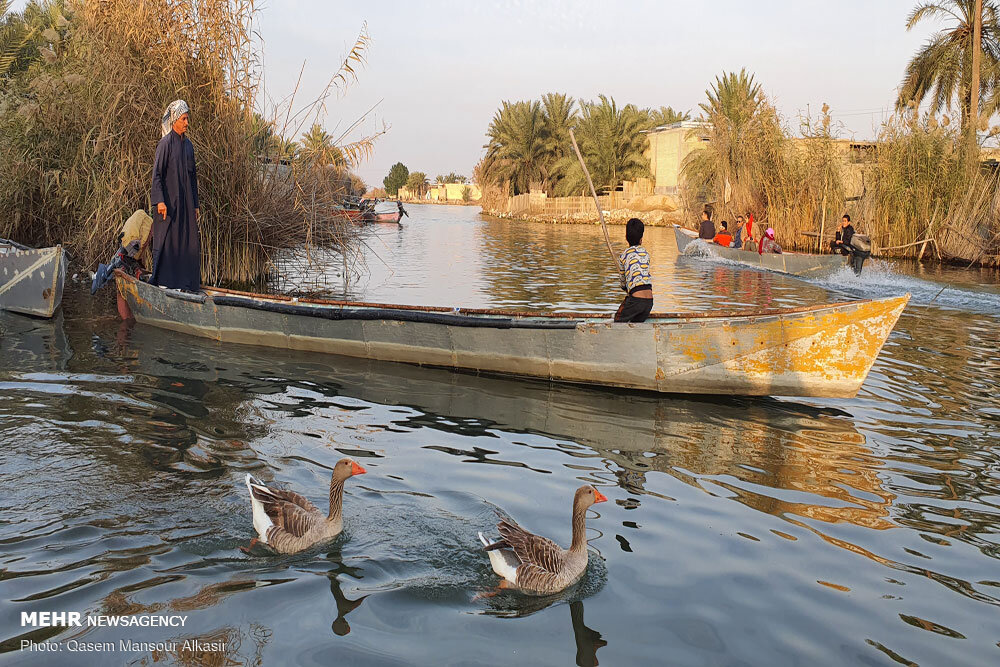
<box><xmin>554</xmin><ymin>95</ymin><xmax>650</xmax><ymax>195</ymax></box>
<box><xmin>269</xmin><ymin>136</ymin><xmax>299</xmax><ymax>163</ymax></box>
<box><xmin>484</xmin><ymin>100</ymin><xmax>550</xmax><ymax>194</ymax></box>
<box><xmin>897</xmin><ymin>1</ymin><xmax>1000</xmax><ymax>131</ymax></box>
<box><xmin>0</xmin><ymin>0</ymin><xmax>28</xmax><ymax>77</ymax></box>
<box><xmin>541</xmin><ymin>92</ymin><xmax>577</xmax><ymax>185</ymax></box>
<box><xmin>406</xmin><ymin>171</ymin><xmax>428</xmax><ymax>197</ymax></box>
<box><xmin>682</xmin><ymin>69</ymin><xmax>787</xmax><ymax>215</ymax></box>
<box><xmin>300</xmin><ymin>123</ymin><xmax>346</xmax><ymax>166</ymax></box>
<box><xmin>646</xmin><ymin>106</ymin><xmax>690</xmax><ymax>128</ymax></box>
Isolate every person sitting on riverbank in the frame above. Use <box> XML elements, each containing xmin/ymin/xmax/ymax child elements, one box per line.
<box><xmin>698</xmin><ymin>209</ymin><xmax>715</xmax><ymax>240</ymax></box>
<box><xmin>830</xmin><ymin>214</ymin><xmax>855</xmax><ymax>255</ymax></box>
<box><xmin>713</xmin><ymin>221</ymin><xmax>733</xmax><ymax>247</ymax></box>
<box><xmin>616</xmin><ymin>218</ymin><xmax>653</xmax><ymax>323</ymax></box>
<box><xmin>759</xmin><ymin>228</ymin><xmax>782</xmax><ymax>254</ymax></box>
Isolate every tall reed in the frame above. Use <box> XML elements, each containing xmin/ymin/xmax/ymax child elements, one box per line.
<box><xmin>0</xmin><ymin>0</ymin><xmax>378</xmax><ymax>284</ymax></box>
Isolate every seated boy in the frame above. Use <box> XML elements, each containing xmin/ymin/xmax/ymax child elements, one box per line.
<box><xmin>615</xmin><ymin>218</ymin><xmax>653</xmax><ymax>323</ymax></box>
<box><xmin>713</xmin><ymin>221</ymin><xmax>733</xmax><ymax>247</ymax></box>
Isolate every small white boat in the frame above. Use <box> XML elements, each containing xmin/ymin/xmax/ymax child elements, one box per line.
<box><xmin>0</xmin><ymin>239</ymin><xmax>67</xmax><ymax>318</ymax></box>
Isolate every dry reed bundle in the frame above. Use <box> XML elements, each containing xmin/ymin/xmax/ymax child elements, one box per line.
<box><xmin>0</xmin><ymin>0</ymin><xmax>378</xmax><ymax>285</ymax></box>
<box><xmin>856</xmin><ymin>113</ymin><xmax>1000</xmax><ymax>264</ymax></box>
<box><xmin>473</xmin><ymin>157</ymin><xmax>510</xmax><ymax>214</ymax></box>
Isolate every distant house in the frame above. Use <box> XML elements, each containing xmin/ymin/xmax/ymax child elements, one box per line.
<box><xmin>399</xmin><ymin>182</ymin><xmax>481</xmax><ymax>202</ymax></box>
<box><xmin>644</xmin><ymin>121</ymin><xmax>878</xmax><ymax>199</ymax></box>
<box><xmin>644</xmin><ymin>121</ymin><xmax>711</xmax><ymax>194</ymax></box>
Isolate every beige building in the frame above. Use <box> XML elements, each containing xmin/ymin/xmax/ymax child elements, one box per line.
<box><xmin>644</xmin><ymin>121</ymin><xmax>711</xmax><ymax>193</ymax></box>
<box><xmin>398</xmin><ymin>182</ymin><xmax>481</xmax><ymax>202</ymax></box>
<box><xmin>644</xmin><ymin>121</ymin><xmax>876</xmax><ymax>199</ymax></box>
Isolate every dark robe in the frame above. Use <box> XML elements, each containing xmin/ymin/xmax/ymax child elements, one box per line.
<box><xmin>150</xmin><ymin>129</ymin><xmax>200</xmax><ymax>291</ymax></box>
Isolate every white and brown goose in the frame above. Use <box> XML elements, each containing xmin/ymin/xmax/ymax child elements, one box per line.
<box><xmin>244</xmin><ymin>458</ymin><xmax>366</xmax><ymax>554</ymax></box>
<box><xmin>479</xmin><ymin>485</ymin><xmax>607</xmax><ymax>595</ymax></box>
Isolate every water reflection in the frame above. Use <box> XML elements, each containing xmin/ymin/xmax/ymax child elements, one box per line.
<box><xmin>323</xmin><ymin>546</ymin><xmax>367</xmax><ymax>636</ymax></box>
<box><xmin>570</xmin><ymin>600</ymin><xmax>607</xmax><ymax>667</ymax></box>
<box><xmin>3</xmin><ymin>205</ymin><xmax>1000</xmax><ymax>664</ymax></box>
<box><xmin>0</xmin><ymin>310</ymin><xmax>73</xmax><ymax>370</ymax></box>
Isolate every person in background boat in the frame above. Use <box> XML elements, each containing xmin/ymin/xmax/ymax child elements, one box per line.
<box><xmin>742</xmin><ymin>211</ymin><xmax>757</xmax><ymax>250</ymax></box>
<box><xmin>830</xmin><ymin>214</ymin><xmax>855</xmax><ymax>255</ymax></box>
<box><xmin>698</xmin><ymin>209</ymin><xmax>715</xmax><ymax>239</ymax></box>
<box><xmin>150</xmin><ymin>99</ymin><xmax>201</xmax><ymax>292</ymax></box>
<box><xmin>615</xmin><ymin>218</ymin><xmax>653</xmax><ymax>323</ymax></box>
<box><xmin>713</xmin><ymin>220</ymin><xmax>733</xmax><ymax>247</ymax></box>
<box><xmin>759</xmin><ymin>228</ymin><xmax>782</xmax><ymax>254</ymax></box>
<box><xmin>731</xmin><ymin>214</ymin><xmax>746</xmax><ymax>248</ymax></box>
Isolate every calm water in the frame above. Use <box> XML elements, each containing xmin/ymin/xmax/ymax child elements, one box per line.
<box><xmin>2</xmin><ymin>203</ymin><xmax>999</xmax><ymax>666</ymax></box>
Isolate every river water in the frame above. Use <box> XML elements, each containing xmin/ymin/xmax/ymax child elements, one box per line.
<box><xmin>1</xmin><ymin>203</ymin><xmax>999</xmax><ymax>665</ymax></box>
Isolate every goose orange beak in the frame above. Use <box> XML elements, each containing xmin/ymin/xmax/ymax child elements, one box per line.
<box><xmin>350</xmin><ymin>461</ymin><xmax>367</xmax><ymax>476</ymax></box>
<box><xmin>594</xmin><ymin>489</ymin><xmax>607</xmax><ymax>503</ymax></box>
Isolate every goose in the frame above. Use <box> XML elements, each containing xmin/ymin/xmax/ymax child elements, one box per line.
<box><xmin>478</xmin><ymin>485</ymin><xmax>607</xmax><ymax>594</ymax></box>
<box><xmin>244</xmin><ymin>458</ymin><xmax>366</xmax><ymax>554</ymax></box>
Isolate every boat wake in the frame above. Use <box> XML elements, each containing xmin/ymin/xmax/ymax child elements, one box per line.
<box><xmin>809</xmin><ymin>261</ymin><xmax>1000</xmax><ymax>316</ymax></box>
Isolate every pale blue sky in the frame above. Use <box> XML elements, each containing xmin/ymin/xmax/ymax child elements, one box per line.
<box><xmin>10</xmin><ymin>0</ymin><xmax>948</xmax><ymax>187</ymax></box>
<box><xmin>260</xmin><ymin>0</ymin><xmax>933</xmax><ymax>186</ymax></box>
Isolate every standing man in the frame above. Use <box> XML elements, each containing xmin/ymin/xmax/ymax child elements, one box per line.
<box><xmin>150</xmin><ymin>99</ymin><xmax>201</xmax><ymax>292</ymax></box>
<box><xmin>830</xmin><ymin>214</ymin><xmax>855</xmax><ymax>255</ymax></box>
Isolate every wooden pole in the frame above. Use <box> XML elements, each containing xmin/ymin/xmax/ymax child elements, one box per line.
<box><xmin>970</xmin><ymin>0</ymin><xmax>983</xmax><ymax>151</ymax></box>
<box><xmin>570</xmin><ymin>128</ymin><xmax>621</xmax><ymax>271</ymax></box>
<box><xmin>817</xmin><ymin>194</ymin><xmax>827</xmax><ymax>253</ymax></box>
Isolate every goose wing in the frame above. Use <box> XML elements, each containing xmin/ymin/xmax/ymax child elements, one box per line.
<box><xmin>248</xmin><ymin>478</ymin><xmax>322</xmax><ymax>538</ymax></box>
<box><xmin>496</xmin><ymin>519</ymin><xmax>566</xmax><ymax>573</ymax></box>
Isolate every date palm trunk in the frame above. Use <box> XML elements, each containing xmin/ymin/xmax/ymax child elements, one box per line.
<box><xmin>970</xmin><ymin>0</ymin><xmax>983</xmax><ymax>155</ymax></box>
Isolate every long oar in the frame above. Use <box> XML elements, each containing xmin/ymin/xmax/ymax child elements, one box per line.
<box><xmin>570</xmin><ymin>129</ymin><xmax>621</xmax><ymax>272</ymax></box>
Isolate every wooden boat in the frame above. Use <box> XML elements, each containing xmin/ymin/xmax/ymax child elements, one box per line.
<box><xmin>337</xmin><ymin>208</ymin><xmax>402</xmax><ymax>224</ymax></box>
<box><xmin>674</xmin><ymin>225</ymin><xmax>848</xmax><ymax>277</ymax></box>
<box><xmin>115</xmin><ymin>271</ymin><xmax>908</xmax><ymax>398</ymax></box>
<box><xmin>373</xmin><ymin>209</ymin><xmax>403</xmax><ymax>224</ymax></box>
<box><xmin>0</xmin><ymin>239</ymin><xmax>67</xmax><ymax>318</ymax></box>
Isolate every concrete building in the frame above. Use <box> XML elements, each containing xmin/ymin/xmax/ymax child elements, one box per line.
<box><xmin>644</xmin><ymin>121</ymin><xmax>711</xmax><ymax>194</ymax></box>
<box><xmin>399</xmin><ymin>182</ymin><xmax>481</xmax><ymax>202</ymax></box>
<box><xmin>644</xmin><ymin>121</ymin><xmax>876</xmax><ymax>199</ymax></box>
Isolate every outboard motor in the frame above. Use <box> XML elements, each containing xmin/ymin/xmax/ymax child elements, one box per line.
<box><xmin>91</xmin><ymin>210</ymin><xmax>153</xmax><ymax>293</ymax></box>
<box><xmin>848</xmin><ymin>233</ymin><xmax>872</xmax><ymax>276</ymax></box>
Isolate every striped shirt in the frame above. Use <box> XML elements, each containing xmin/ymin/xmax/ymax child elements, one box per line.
<box><xmin>619</xmin><ymin>245</ymin><xmax>652</xmax><ymax>293</ymax></box>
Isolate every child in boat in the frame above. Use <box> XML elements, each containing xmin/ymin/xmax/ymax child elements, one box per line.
<box><xmin>616</xmin><ymin>218</ymin><xmax>653</xmax><ymax>323</ymax></box>
<box><xmin>713</xmin><ymin>221</ymin><xmax>733</xmax><ymax>247</ymax></box>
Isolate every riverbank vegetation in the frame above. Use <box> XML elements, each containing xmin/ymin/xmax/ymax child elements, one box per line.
<box><xmin>0</xmin><ymin>0</ymin><xmax>376</xmax><ymax>284</ymax></box>
<box><xmin>479</xmin><ymin>92</ymin><xmax>688</xmax><ymax>198</ymax></box>
<box><xmin>476</xmin><ymin>21</ymin><xmax>1000</xmax><ymax>266</ymax></box>
<box><xmin>681</xmin><ymin>68</ymin><xmax>1000</xmax><ymax>264</ymax></box>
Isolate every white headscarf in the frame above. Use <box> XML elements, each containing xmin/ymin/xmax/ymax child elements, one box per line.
<box><xmin>161</xmin><ymin>99</ymin><xmax>190</xmax><ymax>137</ymax></box>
